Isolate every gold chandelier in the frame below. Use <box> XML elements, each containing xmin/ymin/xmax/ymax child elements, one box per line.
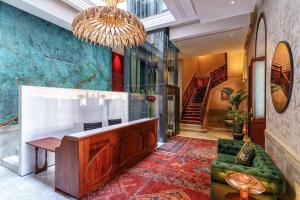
<box><xmin>72</xmin><ymin>0</ymin><xmax>146</xmax><ymax>48</ymax></box>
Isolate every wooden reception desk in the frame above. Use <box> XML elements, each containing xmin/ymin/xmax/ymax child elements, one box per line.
<box><xmin>55</xmin><ymin>118</ymin><xmax>158</xmax><ymax>198</ymax></box>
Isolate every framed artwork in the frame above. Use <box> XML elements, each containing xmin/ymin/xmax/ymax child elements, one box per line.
<box><xmin>221</xmin><ymin>91</ymin><xmax>230</xmax><ymax>101</ymax></box>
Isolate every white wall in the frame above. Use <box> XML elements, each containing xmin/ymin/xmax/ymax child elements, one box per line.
<box><xmin>19</xmin><ymin>86</ymin><xmax>128</xmax><ymax>176</ymax></box>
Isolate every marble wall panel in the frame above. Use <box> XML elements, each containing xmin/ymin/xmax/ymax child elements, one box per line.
<box><xmin>0</xmin><ymin>2</ymin><xmax>112</xmax><ymax>123</ymax></box>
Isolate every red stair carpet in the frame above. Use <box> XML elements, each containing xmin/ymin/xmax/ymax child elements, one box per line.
<box><xmin>84</xmin><ymin>136</ymin><xmax>217</xmax><ymax>200</ymax></box>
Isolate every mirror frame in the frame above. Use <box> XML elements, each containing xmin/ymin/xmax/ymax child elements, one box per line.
<box><xmin>271</xmin><ymin>41</ymin><xmax>294</xmax><ymax>113</ymax></box>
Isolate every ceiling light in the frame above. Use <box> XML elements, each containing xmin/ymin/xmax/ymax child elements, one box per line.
<box><xmin>72</xmin><ymin>0</ymin><xmax>146</xmax><ymax>48</ymax></box>
<box><xmin>230</xmin><ymin>1</ymin><xmax>235</xmax><ymax>5</ymax></box>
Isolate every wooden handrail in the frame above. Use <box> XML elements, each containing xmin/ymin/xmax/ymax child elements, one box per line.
<box><xmin>199</xmin><ymin>76</ymin><xmax>212</xmax><ymax>125</ymax></box>
<box><xmin>182</xmin><ymin>75</ymin><xmax>196</xmax><ymax>111</ymax></box>
<box><xmin>0</xmin><ymin>116</ymin><xmax>18</xmax><ymax>128</ymax></box>
<box><xmin>210</xmin><ymin>65</ymin><xmax>228</xmax><ymax>88</ymax></box>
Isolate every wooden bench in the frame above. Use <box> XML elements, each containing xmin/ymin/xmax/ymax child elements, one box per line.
<box><xmin>26</xmin><ymin>137</ymin><xmax>61</xmax><ymax>174</ymax></box>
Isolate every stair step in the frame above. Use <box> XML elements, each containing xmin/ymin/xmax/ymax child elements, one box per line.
<box><xmin>180</xmin><ymin>127</ymin><xmax>208</xmax><ymax>133</ymax></box>
<box><xmin>182</xmin><ymin>116</ymin><xmax>201</xmax><ymax>120</ymax></box>
<box><xmin>186</xmin><ymin>107</ymin><xmax>201</xmax><ymax>109</ymax></box>
<box><xmin>180</xmin><ymin>123</ymin><xmax>202</xmax><ymax>128</ymax></box>
<box><xmin>1</xmin><ymin>155</ymin><xmax>19</xmax><ymax>173</ymax></box>
<box><xmin>182</xmin><ymin>112</ymin><xmax>201</xmax><ymax>117</ymax></box>
<box><xmin>185</xmin><ymin>109</ymin><xmax>201</xmax><ymax>112</ymax></box>
<box><xmin>187</xmin><ymin>104</ymin><xmax>202</xmax><ymax>106</ymax></box>
<box><xmin>184</xmin><ymin>111</ymin><xmax>201</xmax><ymax>113</ymax></box>
<box><xmin>181</xmin><ymin>120</ymin><xmax>201</xmax><ymax>124</ymax></box>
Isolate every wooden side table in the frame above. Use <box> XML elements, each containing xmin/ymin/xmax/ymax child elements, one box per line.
<box><xmin>225</xmin><ymin>172</ymin><xmax>265</xmax><ymax>200</ymax></box>
<box><xmin>26</xmin><ymin>137</ymin><xmax>61</xmax><ymax>174</ymax></box>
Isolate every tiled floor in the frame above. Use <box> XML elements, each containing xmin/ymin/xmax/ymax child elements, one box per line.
<box><xmin>0</xmin><ymin>166</ymin><xmax>74</xmax><ymax>200</ymax></box>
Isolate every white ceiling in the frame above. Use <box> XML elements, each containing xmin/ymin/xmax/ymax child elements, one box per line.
<box><xmin>165</xmin><ymin>0</ymin><xmax>257</xmax><ymax>57</ymax></box>
<box><xmin>1</xmin><ymin>0</ymin><xmax>257</xmax><ymax>57</ymax></box>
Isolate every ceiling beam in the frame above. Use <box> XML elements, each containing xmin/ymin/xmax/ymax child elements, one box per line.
<box><xmin>170</xmin><ymin>14</ymin><xmax>250</xmax><ymax>42</ymax></box>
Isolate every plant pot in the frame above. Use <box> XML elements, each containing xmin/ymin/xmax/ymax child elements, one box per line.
<box><xmin>233</xmin><ymin>124</ymin><xmax>243</xmax><ymax>133</ymax></box>
<box><xmin>233</xmin><ymin>132</ymin><xmax>244</xmax><ymax>140</ymax></box>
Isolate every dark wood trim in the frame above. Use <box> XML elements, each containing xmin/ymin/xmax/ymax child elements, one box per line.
<box><xmin>271</xmin><ymin>41</ymin><xmax>294</xmax><ymax>113</ymax></box>
<box><xmin>250</xmin><ymin>118</ymin><xmax>266</xmax><ymax>148</ymax></box>
<box><xmin>251</xmin><ymin>56</ymin><xmax>266</xmax><ymax>62</ymax></box>
<box><xmin>255</xmin><ymin>12</ymin><xmax>267</xmax><ymax>126</ymax></box>
<box><xmin>0</xmin><ymin>116</ymin><xmax>18</xmax><ymax>128</ymax></box>
<box><xmin>182</xmin><ymin>75</ymin><xmax>196</xmax><ymax>111</ymax></box>
<box><xmin>199</xmin><ymin>76</ymin><xmax>212</xmax><ymax>125</ymax></box>
<box><xmin>167</xmin><ymin>85</ymin><xmax>180</xmax><ymax>136</ymax></box>
<box><xmin>55</xmin><ymin>119</ymin><xmax>158</xmax><ymax>199</ymax></box>
<box><xmin>248</xmin><ymin>60</ymin><xmax>253</xmax><ymax>138</ymax></box>
<box><xmin>248</xmin><ymin>12</ymin><xmax>267</xmax><ymax>147</ymax></box>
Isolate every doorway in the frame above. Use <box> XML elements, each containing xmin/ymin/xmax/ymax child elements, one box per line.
<box><xmin>248</xmin><ymin>13</ymin><xmax>267</xmax><ymax>147</ymax></box>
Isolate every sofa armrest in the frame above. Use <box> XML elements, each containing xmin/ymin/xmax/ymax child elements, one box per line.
<box><xmin>211</xmin><ymin>160</ymin><xmax>286</xmax><ymax>195</ymax></box>
<box><xmin>218</xmin><ymin>139</ymin><xmax>244</xmax><ymax>155</ymax></box>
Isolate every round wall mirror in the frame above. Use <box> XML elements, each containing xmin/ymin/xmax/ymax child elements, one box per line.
<box><xmin>271</xmin><ymin>41</ymin><xmax>293</xmax><ymax>113</ymax></box>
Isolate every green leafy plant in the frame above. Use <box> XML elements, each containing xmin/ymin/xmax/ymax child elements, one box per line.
<box><xmin>229</xmin><ymin>90</ymin><xmax>248</xmax><ymax>110</ymax></box>
<box><xmin>229</xmin><ymin>110</ymin><xmax>249</xmax><ymax>135</ymax></box>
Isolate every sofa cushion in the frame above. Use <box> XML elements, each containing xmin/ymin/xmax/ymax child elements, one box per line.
<box><xmin>236</xmin><ymin>142</ymin><xmax>255</xmax><ymax>166</ymax></box>
<box><xmin>217</xmin><ymin>153</ymin><xmax>236</xmax><ymax>164</ymax></box>
<box><xmin>218</xmin><ymin>139</ymin><xmax>244</xmax><ymax>155</ymax></box>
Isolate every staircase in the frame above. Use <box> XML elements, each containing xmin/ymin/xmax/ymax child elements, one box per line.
<box><xmin>181</xmin><ymin>87</ymin><xmax>206</xmax><ymax>124</ymax></box>
<box><xmin>181</xmin><ymin>65</ymin><xmax>228</xmax><ymax>127</ymax></box>
<box><xmin>180</xmin><ymin>123</ymin><xmax>207</xmax><ymax>133</ymax></box>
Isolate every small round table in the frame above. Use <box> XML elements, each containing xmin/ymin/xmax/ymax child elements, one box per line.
<box><xmin>225</xmin><ymin>172</ymin><xmax>265</xmax><ymax>200</ymax></box>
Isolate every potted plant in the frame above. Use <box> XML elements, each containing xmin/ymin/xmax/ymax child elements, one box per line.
<box><xmin>142</xmin><ymin>88</ymin><xmax>157</xmax><ymax>118</ymax></box>
<box><xmin>229</xmin><ymin>90</ymin><xmax>247</xmax><ymax>110</ymax></box>
<box><xmin>145</xmin><ymin>94</ymin><xmax>156</xmax><ymax>118</ymax></box>
<box><xmin>229</xmin><ymin>110</ymin><xmax>249</xmax><ymax>140</ymax></box>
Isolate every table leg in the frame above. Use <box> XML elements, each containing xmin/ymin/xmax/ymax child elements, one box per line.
<box><xmin>240</xmin><ymin>189</ymin><xmax>249</xmax><ymax>200</ymax></box>
<box><xmin>34</xmin><ymin>147</ymin><xmax>48</xmax><ymax>174</ymax></box>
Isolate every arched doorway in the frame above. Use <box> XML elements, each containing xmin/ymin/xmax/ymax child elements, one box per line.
<box><xmin>248</xmin><ymin>13</ymin><xmax>267</xmax><ymax>147</ymax></box>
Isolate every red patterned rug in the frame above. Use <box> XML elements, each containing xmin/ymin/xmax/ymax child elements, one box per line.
<box><xmin>84</xmin><ymin>136</ymin><xmax>217</xmax><ymax>200</ymax></box>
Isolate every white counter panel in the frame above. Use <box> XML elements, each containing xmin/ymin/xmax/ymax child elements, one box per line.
<box><xmin>19</xmin><ymin>86</ymin><xmax>128</xmax><ymax>176</ymax></box>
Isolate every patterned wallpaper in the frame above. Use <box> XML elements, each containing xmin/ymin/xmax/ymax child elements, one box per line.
<box><xmin>247</xmin><ymin>0</ymin><xmax>300</xmax><ymax>196</ymax></box>
<box><xmin>0</xmin><ymin>2</ymin><xmax>112</xmax><ymax>123</ymax></box>
<box><xmin>262</xmin><ymin>0</ymin><xmax>300</xmax><ymax>157</ymax></box>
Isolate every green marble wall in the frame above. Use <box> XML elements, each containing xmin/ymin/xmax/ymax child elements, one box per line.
<box><xmin>0</xmin><ymin>2</ymin><xmax>112</xmax><ymax>123</ymax></box>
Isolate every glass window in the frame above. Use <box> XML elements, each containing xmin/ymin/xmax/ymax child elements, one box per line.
<box><xmin>127</xmin><ymin>0</ymin><xmax>168</xmax><ymax>19</ymax></box>
<box><xmin>253</xmin><ymin>61</ymin><xmax>265</xmax><ymax>117</ymax></box>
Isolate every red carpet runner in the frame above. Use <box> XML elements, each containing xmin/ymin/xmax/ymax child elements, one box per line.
<box><xmin>84</xmin><ymin>136</ymin><xmax>217</xmax><ymax>200</ymax></box>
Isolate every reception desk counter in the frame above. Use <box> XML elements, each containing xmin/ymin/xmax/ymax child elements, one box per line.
<box><xmin>55</xmin><ymin>118</ymin><xmax>158</xmax><ymax>198</ymax></box>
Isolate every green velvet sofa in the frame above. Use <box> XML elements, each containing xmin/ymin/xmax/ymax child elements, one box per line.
<box><xmin>211</xmin><ymin>139</ymin><xmax>286</xmax><ymax>196</ymax></box>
